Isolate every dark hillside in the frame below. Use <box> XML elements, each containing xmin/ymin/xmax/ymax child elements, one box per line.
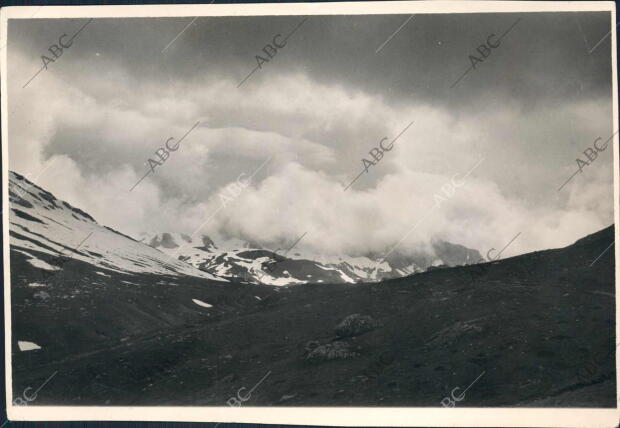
<box><xmin>12</xmin><ymin>226</ymin><xmax>616</xmax><ymax>407</ymax></box>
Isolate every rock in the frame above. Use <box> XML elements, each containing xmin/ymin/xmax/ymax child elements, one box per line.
<box><xmin>335</xmin><ymin>314</ymin><xmax>381</xmax><ymax>338</ymax></box>
<box><xmin>306</xmin><ymin>341</ymin><xmax>359</xmax><ymax>362</ymax></box>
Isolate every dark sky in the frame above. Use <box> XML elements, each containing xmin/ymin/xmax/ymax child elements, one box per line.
<box><xmin>9</xmin><ymin>12</ymin><xmax>612</xmax><ymax>105</ymax></box>
<box><xmin>6</xmin><ymin>8</ymin><xmax>616</xmax><ymax>257</ymax></box>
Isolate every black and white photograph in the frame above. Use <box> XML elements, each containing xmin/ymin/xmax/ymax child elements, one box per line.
<box><xmin>2</xmin><ymin>1</ymin><xmax>619</xmax><ymax>426</ymax></box>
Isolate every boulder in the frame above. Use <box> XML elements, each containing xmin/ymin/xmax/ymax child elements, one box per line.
<box><xmin>335</xmin><ymin>314</ymin><xmax>381</xmax><ymax>338</ymax></box>
<box><xmin>305</xmin><ymin>341</ymin><xmax>359</xmax><ymax>362</ymax></box>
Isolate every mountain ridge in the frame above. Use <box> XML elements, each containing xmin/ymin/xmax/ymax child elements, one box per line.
<box><xmin>138</xmin><ymin>231</ymin><xmax>484</xmax><ymax>285</ymax></box>
<box><xmin>8</xmin><ymin>171</ymin><xmax>225</xmax><ymax>281</ymax></box>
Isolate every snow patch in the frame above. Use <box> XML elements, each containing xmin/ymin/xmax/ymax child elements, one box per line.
<box><xmin>26</xmin><ymin>257</ymin><xmax>61</xmax><ymax>272</ymax></box>
<box><xmin>28</xmin><ymin>282</ymin><xmax>47</xmax><ymax>287</ymax></box>
<box><xmin>18</xmin><ymin>341</ymin><xmax>41</xmax><ymax>351</ymax></box>
<box><xmin>192</xmin><ymin>298</ymin><xmax>213</xmax><ymax>308</ymax></box>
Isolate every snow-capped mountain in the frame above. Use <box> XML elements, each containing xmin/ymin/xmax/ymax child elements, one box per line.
<box><xmin>6</xmin><ymin>169</ymin><xmax>481</xmax><ymax>288</ymax></box>
<box><xmin>7</xmin><ymin>171</ymin><xmax>225</xmax><ymax>281</ymax></box>
<box><xmin>138</xmin><ymin>231</ymin><xmax>482</xmax><ymax>286</ymax></box>
<box><xmin>136</xmin><ymin>232</ymin><xmax>366</xmax><ymax>286</ymax></box>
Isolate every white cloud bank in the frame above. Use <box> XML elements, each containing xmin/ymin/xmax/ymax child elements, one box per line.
<box><xmin>8</xmin><ymin>51</ymin><xmax>614</xmax><ymax>258</ymax></box>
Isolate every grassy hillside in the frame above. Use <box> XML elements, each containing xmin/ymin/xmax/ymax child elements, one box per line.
<box><xmin>11</xmin><ymin>226</ymin><xmax>616</xmax><ymax>407</ymax></box>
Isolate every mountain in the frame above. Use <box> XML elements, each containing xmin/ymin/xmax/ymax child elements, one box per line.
<box><xmin>137</xmin><ymin>232</ymin><xmax>483</xmax><ymax>285</ymax></box>
<box><xmin>7</xmin><ymin>171</ymin><xmax>224</xmax><ymax>281</ymax></box>
<box><xmin>6</xmin><ymin>168</ymin><xmax>478</xmax><ymax>297</ymax></box>
<box><xmin>11</xmin><ymin>208</ymin><xmax>616</xmax><ymax>407</ymax></box>
<box><xmin>7</xmin><ymin>170</ymin><xmax>249</xmax><ymax>370</ymax></box>
<box><xmin>8</xmin><ymin>170</ymin><xmax>615</xmax><ymax>408</ymax></box>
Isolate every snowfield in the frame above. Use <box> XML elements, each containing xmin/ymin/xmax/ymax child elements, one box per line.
<box><xmin>8</xmin><ymin>172</ymin><xmax>226</xmax><ymax>281</ymax></box>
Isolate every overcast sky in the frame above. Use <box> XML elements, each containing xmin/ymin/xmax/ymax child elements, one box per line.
<box><xmin>7</xmin><ymin>11</ymin><xmax>615</xmax><ymax>258</ymax></box>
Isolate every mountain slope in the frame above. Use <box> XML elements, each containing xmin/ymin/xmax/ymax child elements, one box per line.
<box><xmin>10</xmin><ymin>182</ymin><xmax>616</xmax><ymax>409</ymax></box>
<box><xmin>8</xmin><ymin>172</ymin><xmax>264</xmax><ymax>370</ymax></box>
<box><xmin>8</xmin><ymin>171</ymin><xmax>224</xmax><ymax>281</ymax></box>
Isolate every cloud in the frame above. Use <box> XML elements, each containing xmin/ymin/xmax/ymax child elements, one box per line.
<box><xmin>7</xmin><ymin>14</ymin><xmax>614</xmax><ymax>258</ymax></box>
